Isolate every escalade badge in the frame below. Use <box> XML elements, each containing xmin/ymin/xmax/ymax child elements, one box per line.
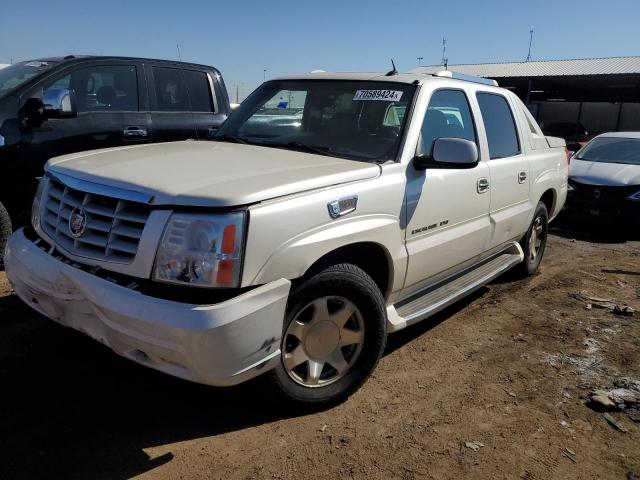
<box><xmin>69</xmin><ymin>207</ymin><xmax>87</xmax><ymax>238</ymax></box>
<box><xmin>327</xmin><ymin>195</ymin><xmax>358</xmax><ymax>219</ymax></box>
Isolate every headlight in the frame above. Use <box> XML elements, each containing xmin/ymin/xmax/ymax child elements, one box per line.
<box><xmin>31</xmin><ymin>177</ymin><xmax>47</xmax><ymax>230</ymax></box>
<box><xmin>153</xmin><ymin>212</ymin><xmax>245</xmax><ymax>288</ymax></box>
<box><xmin>627</xmin><ymin>190</ymin><xmax>640</xmax><ymax>202</ymax></box>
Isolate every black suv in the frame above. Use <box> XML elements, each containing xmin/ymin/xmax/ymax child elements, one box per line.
<box><xmin>0</xmin><ymin>55</ymin><xmax>231</xmax><ymax>262</ymax></box>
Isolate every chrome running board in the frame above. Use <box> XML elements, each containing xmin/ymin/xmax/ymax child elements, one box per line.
<box><xmin>387</xmin><ymin>242</ymin><xmax>524</xmax><ymax>332</ymax></box>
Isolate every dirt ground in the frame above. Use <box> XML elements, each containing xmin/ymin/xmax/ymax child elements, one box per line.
<box><xmin>0</xmin><ymin>220</ymin><xmax>639</xmax><ymax>480</ymax></box>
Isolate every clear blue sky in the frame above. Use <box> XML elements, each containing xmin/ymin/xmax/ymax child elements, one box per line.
<box><xmin>2</xmin><ymin>0</ymin><xmax>639</xmax><ymax>100</ymax></box>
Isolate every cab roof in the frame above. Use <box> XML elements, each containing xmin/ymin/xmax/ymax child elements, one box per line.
<box><xmin>20</xmin><ymin>55</ymin><xmax>219</xmax><ymax>71</ymax></box>
<box><xmin>597</xmin><ymin>131</ymin><xmax>640</xmax><ymax>139</ymax></box>
<box><xmin>273</xmin><ymin>70</ymin><xmax>500</xmax><ymax>89</ymax></box>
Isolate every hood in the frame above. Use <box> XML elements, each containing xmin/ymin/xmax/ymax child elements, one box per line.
<box><xmin>46</xmin><ymin>141</ymin><xmax>380</xmax><ymax>207</ymax></box>
<box><xmin>569</xmin><ymin>159</ymin><xmax>640</xmax><ymax>187</ymax></box>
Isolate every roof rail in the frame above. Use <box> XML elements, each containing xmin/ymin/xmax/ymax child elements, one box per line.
<box><xmin>434</xmin><ymin>70</ymin><xmax>498</xmax><ymax>87</ymax></box>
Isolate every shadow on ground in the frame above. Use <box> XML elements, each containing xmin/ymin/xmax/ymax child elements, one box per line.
<box><xmin>551</xmin><ymin>211</ymin><xmax>640</xmax><ymax>244</ymax></box>
<box><xmin>0</xmin><ymin>279</ymin><xmax>488</xmax><ymax>480</ymax></box>
<box><xmin>3</xmin><ymin>219</ymin><xmax>608</xmax><ymax>479</ymax></box>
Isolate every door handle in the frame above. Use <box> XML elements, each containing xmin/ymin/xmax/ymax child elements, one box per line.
<box><xmin>518</xmin><ymin>171</ymin><xmax>527</xmax><ymax>184</ymax></box>
<box><xmin>122</xmin><ymin>126</ymin><xmax>148</xmax><ymax>138</ymax></box>
<box><xmin>477</xmin><ymin>177</ymin><xmax>490</xmax><ymax>194</ymax></box>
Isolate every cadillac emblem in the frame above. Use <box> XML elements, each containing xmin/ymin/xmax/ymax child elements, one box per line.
<box><xmin>593</xmin><ymin>188</ymin><xmax>601</xmax><ymax>199</ymax></box>
<box><xmin>68</xmin><ymin>207</ymin><xmax>87</xmax><ymax>238</ymax></box>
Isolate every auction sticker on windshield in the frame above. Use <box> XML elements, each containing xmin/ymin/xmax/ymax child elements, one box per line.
<box><xmin>353</xmin><ymin>90</ymin><xmax>403</xmax><ymax>101</ymax></box>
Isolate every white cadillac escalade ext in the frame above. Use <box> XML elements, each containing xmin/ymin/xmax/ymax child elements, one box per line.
<box><xmin>5</xmin><ymin>70</ymin><xmax>568</xmax><ymax>406</ymax></box>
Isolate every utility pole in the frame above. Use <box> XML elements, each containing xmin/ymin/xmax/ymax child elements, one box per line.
<box><xmin>263</xmin><ymin>69</ymin><xmax>267</xmax><ymax>81</ymax></box>
<box><xmin>441</xmin><ymin>37</ymin><xmax>447</xmax><ymax>66</ymax></box>
<box><xmin>176</xmin><ymin>44</ymin><xmax>182</xmax><ymax>62</ymax></box>
<box><xmin>236</xmin><ymin>84</ymin><xmax>239</xmax><ymax>103</ymax></box>
<box><xmin>526</xmin><ymin>29</ymin><xmax>534</xmax><ymax>62</ymax></box>
<box><xmin>417</xmin><ymin>56</ymin><xmax>423</xmax><ymax>67</ymax></box>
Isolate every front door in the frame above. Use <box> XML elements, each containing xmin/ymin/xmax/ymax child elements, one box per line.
<box><xmin>404</xmin><ymin>88</ymin><xmax>491</xmax><ymax>294</ymax></box>
<box><xmin>14</xmin><ymin>61</ymin><xmax>151</xmax><ymax>222</ymax></box>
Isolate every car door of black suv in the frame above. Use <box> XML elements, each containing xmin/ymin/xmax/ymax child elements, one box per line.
<box><xmin>11</xmin><ymin>60</ymin><xmax>151</xmax><ymax>224</ymax></box>
<box><xmin>147</xmin><ymin>64</ymin><xmax>228</xmax><ymax>142</ymax></box>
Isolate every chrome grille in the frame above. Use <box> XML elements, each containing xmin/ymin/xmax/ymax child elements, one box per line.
<box><xmin>41</xmin><ymin>178</ymin><xmax>150</xmax><ymax>263</ymax></box>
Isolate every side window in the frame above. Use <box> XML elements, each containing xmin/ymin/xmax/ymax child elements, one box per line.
<box><xmin>420</xmin><ymin>89</ymin><xmax>477</xmax><ymax>155</ymax></box>
<box><xmin>184</xmin><ymin>70</ymin><xmax>214</xmax><ymax>112</ymax></box>
<box><xmin>476</xmin><ymin>92</ymin><xmax>521</xmax><ymax>159</ymax></box>
<box><xmin>152</xmin><ymin>67</ymin><xmax>189</xmax><ymax>111</ymax></box>
<box><xmin>44</xmin><ymin>65</ymin><xmax>138</xmax><ymax>112</ymax></box>
<box><xmin>47</xmin><ymin>76</ymin><xmax>71</xmax><ymax>90</ymax></box>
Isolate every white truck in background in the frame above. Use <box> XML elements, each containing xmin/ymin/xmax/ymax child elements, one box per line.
<box><xmin>5</xmin><ymin>69</ymin><xmax>568</xmax><ymax>406</ymax></box>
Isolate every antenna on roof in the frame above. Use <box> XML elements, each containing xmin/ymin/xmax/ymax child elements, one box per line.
<box><xmin>386</xmin><ymin>59</ymin><xmax>398</xmax><ymax>76</ymax></box>
<box><xmin>441</xmin><ymin>37</ymin><xmax>447</xmax><ymax>65</ymax></box>
<box><xmin>176</xmin><ymin>44</ymin><xmax>182</xmax><ymax>61</ymax></box>
<box><xmin>526</xmin><ymin>29</ymin><xmax>534</xmax><ymax>62</ymax></box>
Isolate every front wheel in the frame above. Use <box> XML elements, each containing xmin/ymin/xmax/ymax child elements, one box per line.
<box><xmin>0</xmin><ymin>202</ymin><xmax>12</xmax><ymax>267</ymax></box>
<box><xmin>517</xmin><ymin>202</ymin><xmax>549</xmax><ymax>276</ymax></box>
<box><xmin>269</xmin><ymin>263</ymin><xmax>387</xmax><ymax>407</ymax></box>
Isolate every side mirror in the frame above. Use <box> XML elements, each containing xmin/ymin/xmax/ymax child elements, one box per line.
<box><xmin>414</xmin><ymin>137</ymin><xmax>479</xmax><ymax>170</ymax></box>
<box><xmin>42</xmin><ymin>88</ymin><xmax>77</xmax><ymax>119</ymax></box>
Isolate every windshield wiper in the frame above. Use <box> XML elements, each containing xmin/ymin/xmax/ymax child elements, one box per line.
<box><xmin>213</xmin><ymin>134</ymin><xmax>249</xmax><ymax>145</ymax></box>
<box><xmin>260</xmin><ymin>141</ymin><xmax>340</xmax><ymax>157</ymax></box>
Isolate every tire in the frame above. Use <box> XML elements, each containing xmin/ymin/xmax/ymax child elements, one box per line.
<box><xmin>0</xmin><ymin>202</ymin><xmax>12</xmax><ymax>268</ymax></box>
<box><xmin>269</xmin><ymin>263</ymin><xmax>387</xmax><ymax>407</ymax></box>
<box><xmin>517</xmin><ymin>201</ymin><xmax>549</xmax><ymax>276</ymax></box>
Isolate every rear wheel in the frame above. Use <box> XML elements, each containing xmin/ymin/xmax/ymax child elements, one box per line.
<box><xmin>0</xmin><ymin>202</ymin><xmax>12</xmax><ymax>268</ymax></box>
<box><xmin>270</xmin><ymin>263</ymin><xmax>387</xmax><ymax>407</ymax></box>
<box><xmin>517</xmin><ymin>202</ymin><xmax>549</xmax><ymax>276</ymax></box>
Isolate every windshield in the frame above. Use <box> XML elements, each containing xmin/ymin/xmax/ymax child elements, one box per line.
<box><xmin>576</xmin><ymin>136</ymin><xmax>640</xmax><ymax>165</ymax></box>
<box><xmin>0</xmin><ymin>60</ymin><xmax>58</xmax><ymax>99</ymax></box>
<box><xmin>216</xmin><ymin>80</ymin><xmax>416</xmax><ymax>162</ymax></box>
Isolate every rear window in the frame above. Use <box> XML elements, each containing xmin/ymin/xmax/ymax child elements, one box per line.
<box><xmin>476</xmin><ymin>92</ymin><xmax>520</xmax><ymax>159</ymax></box>
<box><xmin>576</xmin><ymin>137</ymin><xmax>640</xmax><ymax>165</ymax></box>
<box><xmin>152</xmin><ymin>67</ymin><xmax>189</xmax><ymax>111</ymax></box>
<box><xmin>184</xmin><ymin>70</ymin><xmax>214</xmax><ymax>112</ymax></box>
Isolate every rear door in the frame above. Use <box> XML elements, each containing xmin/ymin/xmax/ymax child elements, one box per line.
<box><xmin>475</xmin><ymin>91</ymin><xmax>532</xmax><ymax>249</ymax></box>
<box><xmin>147</xmin><ymin>64</ymin><xmax>197</xmax><ymax>142</ymax></box>
<box><xmin>183</xmin><ymin>69</ymin><xmax>227</xmax><ymax>139</ymax></box>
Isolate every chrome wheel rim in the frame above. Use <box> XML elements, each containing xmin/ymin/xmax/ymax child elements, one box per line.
<box><xmin>528</xmin><ymin>216</ymin><xmax>545</xmax><ymax>262</ymax></box>
<box><xmin>282</xmin><ymin>296</ymin><xmax>365</xmax><ymax>388</ymax></box>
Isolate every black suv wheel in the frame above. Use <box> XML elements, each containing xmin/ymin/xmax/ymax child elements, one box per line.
<box><xmin>0</xmin><ymin>202</ymin><xmax>12</xmax><ymax>268</ymax></box>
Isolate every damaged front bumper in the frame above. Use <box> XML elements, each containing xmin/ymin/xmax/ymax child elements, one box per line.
<box><xmin>5</xmin><ymin>228</ymin><xmax>291</xmax><ymax>386</ymax></box>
